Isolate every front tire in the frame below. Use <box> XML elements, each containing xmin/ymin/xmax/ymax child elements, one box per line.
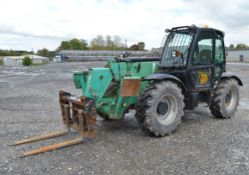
<box><xmin>135</xmin><ymin>81</ymin><xmax>184</xmax><ymax>137</ymax></box>
<box><xmin>210</xmin><ymin>78</ymin><xmax>239</xmax><ymax>119</ymax></box>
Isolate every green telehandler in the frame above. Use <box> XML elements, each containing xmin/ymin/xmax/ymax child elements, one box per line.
<box><xmin>13</xmin><ymin>25</ymin><xmax>243</xmax><ymax>157</ymax></box>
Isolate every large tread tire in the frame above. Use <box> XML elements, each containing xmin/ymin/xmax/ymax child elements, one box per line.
<box><xmin>209</xmin><ymin>78</ymin><xmax>239</xmax><ymax>119</ymax></box>
<box><xmin>135</xmin><ymin>81</ymin><xmax>185</xmax><ymax>137</ymax></box>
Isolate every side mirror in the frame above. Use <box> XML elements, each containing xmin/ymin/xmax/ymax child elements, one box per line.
<box><xmin>171</xmin><ymin>50</ymin><xmax>182</xmax><ymax>57</ymax></box>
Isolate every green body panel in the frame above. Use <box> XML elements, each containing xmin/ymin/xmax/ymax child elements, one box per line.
<box><xmin>74</xmin><ymin>68</ymin><xmax>112</xmax><ymax>102</ymax></box>
<box><xmin>73</xmin><ymin>59</ymin><xmax>158</xmax><ymax>119</ymax></box>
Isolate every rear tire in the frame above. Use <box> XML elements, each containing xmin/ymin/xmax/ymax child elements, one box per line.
<box><xmin>210</xmin><ymin>79</ymin><xmax>239</xmax><ymax>119</ymax></box>
<box><xmin>135</xmin><ymin>81</ymin><xmax>184</xmax><ymax>137</ymax></box>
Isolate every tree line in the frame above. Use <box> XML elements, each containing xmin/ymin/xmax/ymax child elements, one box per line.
<box><xmin>0</xmin><ymin>50</ymin><xmax>32</xmax><ymax>56</ymax></box>
<box><xmin>228</xmin><ymin>44</ymin><xmax>249</xmax><ymax>50</ymax></box>
<box><xmin>36</xmin><ymin>35</ymin><xmax>145</xmax><ymax>57</ymax></box>
<box><xmin>0</xmin><ymin>35</ymin><xmax>146</xmax><ymax>58</ymax></box>
<box><xmin>0</xmin><ymin>49</ymin><xmax>54</xmax><ymax>57</ymax></box>
<box><xmin>57</xmin><ymin>35</ymin><xmax>145</xmax><ymax>51</ymax></box>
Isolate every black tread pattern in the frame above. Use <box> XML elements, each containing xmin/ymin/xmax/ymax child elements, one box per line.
<box><xmin>135</xmin><ymin>81</ymin><xmax>184</xmax><ymax>137</ymax></box>
<box><xmin>209</xmin><ymin>79</ymin><xmax>239</xmax><ymax>119</ymax></box>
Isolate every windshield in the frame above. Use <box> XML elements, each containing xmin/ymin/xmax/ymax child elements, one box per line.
<box><xmin>161</xmin><ymin>31</ymin><xmax>193</xmax><ymax>67</ymax></box>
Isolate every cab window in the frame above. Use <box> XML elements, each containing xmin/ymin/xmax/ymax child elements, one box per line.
<box><xmin>192</xmin><ymin>32</ymin><xmax>213</xmax><ymax>65</ymax></box>
<box><xmin>214</xmin><ymin>36</ymin><xmax>224</xmax><ymax>79</ymax></box>
<box><xmin>215</xmin><ymin>38</ymin><xmax>224</xmax><ymax>64</ymax></box>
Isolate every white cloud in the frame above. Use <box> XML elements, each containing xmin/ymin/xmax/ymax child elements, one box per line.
<box><xmin>0</xmin><ymin>0</ymin><xmax>248</xmax><ymax>51</ymax></box>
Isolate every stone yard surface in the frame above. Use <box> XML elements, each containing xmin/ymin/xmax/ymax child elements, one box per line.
<box><xmin>1</xmin><ymin>62</ymin><xmax>249</xmax><ymax>175</ymax></box>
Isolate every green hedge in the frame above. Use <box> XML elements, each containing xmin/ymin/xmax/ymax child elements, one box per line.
<box><xmin>22</xmin><ymin>56</ymin><xmax>32</xmax><ymax>66</ymax></box>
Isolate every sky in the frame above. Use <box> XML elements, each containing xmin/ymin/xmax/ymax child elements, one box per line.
<box><xmin>0</xmin><ymin>0</ymin><xmax>249</xmax><ymax>51</ymax></box>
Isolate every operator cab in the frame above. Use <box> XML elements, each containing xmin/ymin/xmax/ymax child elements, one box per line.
<box><xmin>145</xmin><ymin>25</ymin><xmax>240</xmax><ymax>109</ymax></box>
<box><xmin>158</xmin><ymin>25</ymin><xmax>226</xmax><ymax>92</ymax></box>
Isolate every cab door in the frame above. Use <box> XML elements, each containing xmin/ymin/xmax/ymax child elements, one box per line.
<box><xmin>188</xmin><ymin>31</ymin><xmax>215</xmax><ymax>91</ymax></box>
<box><xmin>214</xmin><ymin>34</ymin><xmax>225</xmax><ymax>81</ymax></box>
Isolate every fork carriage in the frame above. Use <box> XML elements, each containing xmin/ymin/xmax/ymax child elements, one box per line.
<box><xmin>12</xmin><ymin>91</ymin><xmax>96</xmax><ymax>157</ymax></box>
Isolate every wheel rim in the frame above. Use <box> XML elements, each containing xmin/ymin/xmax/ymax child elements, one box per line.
<box><xmin>156</xmin><ymin>95</ymin><xmax>178</xmax><ymax>125</ymax></box>
<box><xmin>225</xmin><ymin>87</ymin><xmax>237</xmax><ymax>111</ymax></box>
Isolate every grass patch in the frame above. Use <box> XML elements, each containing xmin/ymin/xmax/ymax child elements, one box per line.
<box><xmin>0</xmin><ymin>59</ymin><xmax>3</xmax><ymax>65</ymax></box>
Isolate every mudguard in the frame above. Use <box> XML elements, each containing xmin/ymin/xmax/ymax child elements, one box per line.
<box><xmin>144</xmin><ymin>73</ymin><xmax>187</xmax><ymax>93</ymax></box>
<box><xmin>221</xmin><ymin>72</ymin><xmax>243</xmax><ymax>86</ymax></box>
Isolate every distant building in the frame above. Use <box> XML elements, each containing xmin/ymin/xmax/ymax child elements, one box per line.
<box><xmin>227</xmin><ymin>50</ymin><xmax>249</xmax><ymax>62</ymax></box>
<box><xmin>58</xmin><ymin>50</ymin><xmax>156</xmax><ymax>61</ymax></box>
<box><xmin>3</xmin><ymin>55</ymin><xmax>49</xmax><ymax>66</ymax></box>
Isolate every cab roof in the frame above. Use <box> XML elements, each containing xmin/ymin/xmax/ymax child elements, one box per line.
<box><xmin>166</xmin><ymin>25</ymin><xmax>225</xmax><ymax>37</ymax></box>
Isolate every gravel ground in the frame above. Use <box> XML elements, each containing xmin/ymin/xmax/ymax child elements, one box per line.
<box><xmin>0</xmin><ymin>61</ymin><xmax>249</xmax><ymax>175</ymax></box>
